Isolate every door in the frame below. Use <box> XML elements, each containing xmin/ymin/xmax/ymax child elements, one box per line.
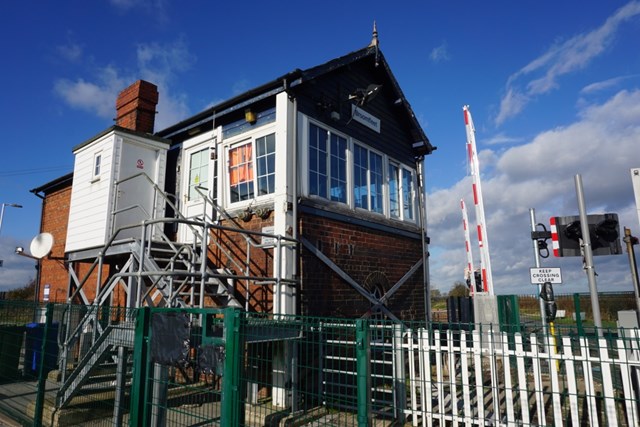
<box><xmin>179</xmin><ymin>141</ymin><xmax>212</xmax><ymax>243</ymax></box>
<box><xmin>113</xmin><ymin>142</ymin><xmax>161</xmax><ymax>240</ymax></box>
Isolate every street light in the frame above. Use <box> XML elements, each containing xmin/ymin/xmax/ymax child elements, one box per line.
<box><xmin>0</xmin><ymin>203</ymin><xmax>23</xmax><ymax>236</ymax></box>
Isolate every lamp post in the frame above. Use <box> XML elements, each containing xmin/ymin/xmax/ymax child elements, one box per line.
<box><xmin>0</xmin><ymin>203</ymin><xmax>23</xmax><ymax>236</ymax></box>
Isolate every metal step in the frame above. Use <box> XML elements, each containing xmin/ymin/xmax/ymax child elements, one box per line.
<box><xmin>57</xmin><ymin>323</ymin><xmax>135</xmax><ymax>408</ymax></box>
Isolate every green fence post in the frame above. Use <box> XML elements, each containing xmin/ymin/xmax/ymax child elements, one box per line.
<box><xmin>221</xmin><ymin>308</ymin><xmax>244</xmax><ymax>427</ymax></box>
<box><xmin>356</xmin><ymin>319</ymin><xmax>371</xmax><ymax>427</ymax></box>
<box><xmin>33</xmin><ymin>303</ymin><xmax>53</xmax><ymax>427</ymax></box>
<box><xmin>130</xmin><ymin>307</ymin><xmax>151</xmax><ymax>427</ymax></box>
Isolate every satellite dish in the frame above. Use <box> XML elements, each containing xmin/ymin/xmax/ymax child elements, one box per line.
<box><xmin>348</xmin><ymin>84</ymin><xmax>383</xmax><ymax>106</ymax></box>
<box><xmin>363</xmin><ymin>84</ymin><xmax>382</xmax><ymax>103</ymax></box>
<box><xmin>30</xmin><ymin>233</ymin><xmax>54</xmax><ymax>259</ymax></box>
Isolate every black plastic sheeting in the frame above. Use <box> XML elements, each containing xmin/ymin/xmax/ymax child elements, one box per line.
<box><xmin>198</xmin><ymin>344</ymin><xmax>225</xmax><ymax>376</ymax></box>
<box><xmin>150</xmin><ymin>312</ymin><xmax>190</xmax><ymax>366</ymax></box>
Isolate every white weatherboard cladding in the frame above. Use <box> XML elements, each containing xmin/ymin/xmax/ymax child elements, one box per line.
<box><xmin>66</xmin><ymin>133</ymin><xmax>116</xmax><ymax>252</ymax></box>
<box><xmin>65</xmin><ymin>129</ymin><xmax>168</xmax><ymax>253</ymax></box>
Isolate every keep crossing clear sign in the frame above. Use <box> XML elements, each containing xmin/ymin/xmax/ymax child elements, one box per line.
<box><xmin>529</xmin><ymin>267</ymin><xmax>562</xmax><ymax>284</ymax></box>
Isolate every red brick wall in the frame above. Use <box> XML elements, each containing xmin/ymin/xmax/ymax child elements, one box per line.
<box><xmin>37</xmin><ymin>183</ymin><xmax>111</xmax><ymax>304</ymax></box>
<box><xmin>212</xmin><ymin>211</ymin><xmax>275</xmax><ymax>312</ymax></box>
<box><xmin>299</xmin><ymin>214</ymin><xmax>426</xmax><ymax>321</ymax></box>
<box><xmin>37</xmin><ymin>184</ymin><xmax>71</xmax><ymax>302</ymax></box>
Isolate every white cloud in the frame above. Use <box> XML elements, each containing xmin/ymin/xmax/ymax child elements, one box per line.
<box><xmin>0</xmin><ymin>236</ymin><xmax>36</xmax><ymax>292</ymax></box>
<box><xmin>54</xmin><ymin>38</ymin><xmax>195</xmax><ymax>129</ymax></box>
<box><xmin>53</xmin><ymin>66</ymin><xmax>126</xmax><ymax>118</ymax></box>
<box><xmin>495</xmin><ymin>1</ymin><xmax>640</xmax><ymax>126</ymax></box>
<box><xmin>136</xmin><ymin>38</ymin><xmax>195</xmax><ymax>129</ymax></box>
<box><xmin>485</xmin><ymin>133</ymin><xmax>523</xmax><ymax>146</ymax></box>
<box><xmin>429</xmin><ymin>42</ymin><xmax>450</xmax><ymax>63</ymax></box>
<box><xmin>580</xmin><ymin>75</ymin><xmax>638</xmax><ymax>94</ymax></box>
<box><xmin>428</xmin><ymin>89</ymin><xmax>640</xmax><ymax>294</ymax></box>
<box><xmin>56</xmin><ymin>42</ymin><xmax>83</xmax><ymax>62</ymax></box>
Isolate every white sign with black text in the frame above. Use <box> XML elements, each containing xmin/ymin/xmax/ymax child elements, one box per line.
<box><xmin>351</xmin><ymin>105</ymin><xmax>381</xmax><ymax>133</ymax></box>
<box><xmin>529</xmin><ymin>267</ymin><xmax>562</xmax><ymax>284</ymax></box>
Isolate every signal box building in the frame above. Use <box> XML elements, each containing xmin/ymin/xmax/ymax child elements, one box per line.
<box><xmin>32</xmin><ymin>34</ymin><xmax>434</xmax><ymax>322</ymax></box>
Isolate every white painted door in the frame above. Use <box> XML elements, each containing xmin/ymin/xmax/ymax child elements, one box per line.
<box><xmin>179</xmin><ymin>141</ymin><xmax>211</xmax><ymax>243</ymax></box>
<box><xmin>113</xmin><ymin>142</ymin><xmax>160</xmax><ymax>240</ymax></box>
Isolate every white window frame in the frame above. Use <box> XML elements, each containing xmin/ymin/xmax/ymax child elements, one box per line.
<box><xmin>186</xmin><ymin>147</ymin><xmax>210</xmax><ymax>202</ymax></box>
<box><xmin>401</xmin><ymin>167</ymin><xmax>416</xmax><ymax>221</ymax></box>
<box><xmin>301</xmin><ymin>115</ymin><xmax>418</xmax><ymax>224</ymax></box>
<box><xmin>91</xmin><ymin>151</ymin><xmax>102</xmax><ymax>182</ymax></box>
<box><xmin>352</xmin><ymin>142</ymin><xmax>386</xmax><ymax>216</ymax></box>
<box><xmin>307</xmin><ymin>120</ymin><xmax>349</xmax><ymax>205</ymax></box>
<box><xmin>223</xmin><ymin>125</ymin><xmax>277</xmax><ymax>208</ymax></box>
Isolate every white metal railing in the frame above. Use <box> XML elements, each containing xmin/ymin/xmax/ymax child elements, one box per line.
<box><xmin>403</xmin><ymin>326</ymin><xmax>640</xmax><ymax>427</ymax></box>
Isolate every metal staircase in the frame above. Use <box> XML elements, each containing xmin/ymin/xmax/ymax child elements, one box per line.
<box><xmin>55</xmin><ymin>176</ymin><xmax>289</xmax><ymax>411</ymax></box>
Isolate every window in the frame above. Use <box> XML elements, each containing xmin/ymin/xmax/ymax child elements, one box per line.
<box><xmin>389</xmin><ymin>163</ymin><xmax>415</xmax><ymax>220</ymax></box>
<box><xmin>353</xmin><ymin>144</ymin><xmax>383</xmax><ymax>213</ymax></box>
<box><xmin>228</xmin><ymin>133</ymin><xmax>276</xmax><ymax>203</ymax></box>
<box><xmin>309</xmin><ymin>123</ymin><xmax>347</xmax><ymax>203</ymax></box>
<box><xmin>388</xmin><ymin>163</ymin><xmax>400</xmax><ymax>218</ymax></box>
<box><xmin>92</xmin><ymin>152</ymin><xmax>102</xmax><ymax>181</ymax></box>
<box><xmin>304</xmin><ymin>116</ymin><xmax>418</xmax><ymax>223</ymax></box>
<box><xmin>369</xmin><ymin>151</ymin><xmax>383</xmax><ymax>213</ymax></box>
<box><xmin>229</xmin><ymin>143</ymin><xmax>253</xmax><ymax>202</ymax></box>
<box><xmin>402</xmin><ymin>168</ymin><xmax>415</xmax><ymax>220</ymax></box>
<box><xmin>256</xmin><ymin>133</ymin><xmax>276</xmax><ymax>196</ymax></box>
<box><xmin>188</xmin><ymin>148</ymin><xmax>209</xmax><ymax>201</ymax></box>
<box><xmin>309</xmin><ymin>124</ymin><xmax>327</xmax><ymax>198</ymax></box>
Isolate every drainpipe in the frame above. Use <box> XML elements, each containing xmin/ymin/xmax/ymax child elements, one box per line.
<box><xmin>291</xmin><ymin>94</ymin><xmax>299</xmax><ymax>316</ymax></box>
<box><xmin>416</xmin><ymin>158</ymin><xmax>431</xmax><ymax>322</ymax></box>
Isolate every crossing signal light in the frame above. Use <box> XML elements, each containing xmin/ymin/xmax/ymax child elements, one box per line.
<box><xmin>540</xmin><ymin>282</ymin><xmax>554</xmax><ymax>302</ymax></box>
<box><xmin>550</xmin><ymin>213</ymin><xmax>622</xmax><ymax>257</ymax></box>
<box><xmin>539</xmin><ymin>282</ymin><xmax>557</xmax><ymax>323</ymax></box>
<box><xmin>544</xmin><ymin>301</ymin><xmax>557</xmax><ymax>323</ymax></box>
<box><xmin>474</xmin><ymin>271</ymin><xmax>482</xmax><ymax>293</ymax></box>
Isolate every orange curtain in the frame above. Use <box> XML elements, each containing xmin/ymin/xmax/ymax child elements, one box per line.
<box><xmin>229</xmin><ymin>144</ymin><xmax>253</xmax><ymax>185</ymax></box>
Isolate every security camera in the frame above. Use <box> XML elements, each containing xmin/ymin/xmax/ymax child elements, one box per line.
<box><xmin>15</xmin><ymin>247</ymin><xmax>23</xmax><ymax>254</ymax></box>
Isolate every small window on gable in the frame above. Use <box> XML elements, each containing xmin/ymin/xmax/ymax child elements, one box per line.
<box><xmin>92</xmin><ymin>152</ymin><xmax>102</xmax><ymax>181</ymax></box>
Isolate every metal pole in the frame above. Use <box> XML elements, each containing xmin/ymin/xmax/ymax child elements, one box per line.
<box><xmin>575</xmin><ymin>174</ymin><xmax>603</xmax><ymax>335</ymax></box>
<box><xmin>529</xmin><ymin>209</ymin><xmax>548</xmax><ymax>335</ymax></box>
<box><xmin>623</xmin><ymin>227</ymin><xmax>640</xmax><ymax>325</ymax></box>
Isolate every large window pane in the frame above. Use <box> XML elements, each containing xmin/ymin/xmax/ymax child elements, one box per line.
<box><xmin>188</xmin><ymin>148</ymin><xmax>209</xmax><ymax>201</ymax></box>
<box><xmin>330</xmin><ymin>133</ymin><xmax>347</xmax><ymax>203</ymax></box>
<box><xmin>229</xmin><ymin>143</ymin><xmax>254</xmax><ymax>202</ymax></box>
<box><xmin>402</xmin><ymin>168</ymin><xmax>414</xmax><ymax>220</ymax></box>
<box><xmin>369</xmin><ymin>152</ymin><xmax>383</xmax><ymax>213</ymax></box>
<box><xmin>389</xmin><ymin>164</ymin><xmax>400</xmax><ymax>218</ymax></box>
<box><xmin>256</xmin><ymin>133</ymin><xmax>276</xmax><ymax>196</ymax></box>
<box><xmin>309</xmin><ymin>124</ymin><xmax>328</xmax><ymax>198</ymax></box>
<box><xmin>353</xmin><ymin>144</ymin><xmax>368</xmax><ymax>209</ymax></box>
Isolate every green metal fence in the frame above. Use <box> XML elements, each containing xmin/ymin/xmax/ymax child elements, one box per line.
<box><xmin>1</xmin><ymin>300</ymin><xmax>639</xmax><ymax>426</ymax></box>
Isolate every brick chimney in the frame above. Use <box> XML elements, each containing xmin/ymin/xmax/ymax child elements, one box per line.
<box><xmin>115</xmin><ymin>80</ymin><xmax>159</xmax><ymax>133</ymax></box>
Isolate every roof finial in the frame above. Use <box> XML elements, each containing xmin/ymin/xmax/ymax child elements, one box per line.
<box><xmin>369</xmin><ymin>21</ymin><xmax>379</xmax><ymax>48</ymax></box>
<box><xmin>369</xmin><ymin>21</ymin><xmax>380</xmax><ymax>67</ymax></box>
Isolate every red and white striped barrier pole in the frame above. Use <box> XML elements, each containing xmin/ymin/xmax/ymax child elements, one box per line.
<box><xmin>463</xmin><ymin>105</ymin><xmax>494</xmax><ymax>295</ymax></box>
<box><xmin>461</xmin><ymin>199</ymin><xmax>476</xmax><ymax>295</ymax></box>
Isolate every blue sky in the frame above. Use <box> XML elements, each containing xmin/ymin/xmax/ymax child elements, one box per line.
<box><xmin>1</xmin><ymin>1</ymin><xmax>640</xmax><ymax>296</ymax></box>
